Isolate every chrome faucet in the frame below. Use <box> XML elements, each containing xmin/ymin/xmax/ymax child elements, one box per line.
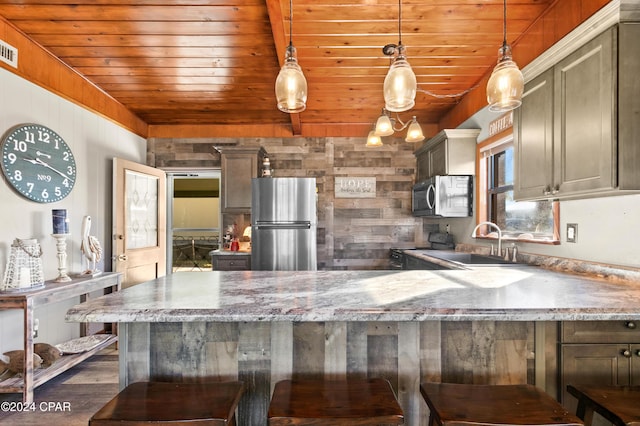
<box><xmin>471</xmin><ymin>221</ymin><xmax>503</xmax><ymax>257</ymax></box>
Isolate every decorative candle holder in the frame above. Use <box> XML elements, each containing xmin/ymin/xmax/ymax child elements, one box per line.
<box><xmin>51</xmin><ymin>233</ymin><xmax>72</xmax><ymax>282</ymax></box>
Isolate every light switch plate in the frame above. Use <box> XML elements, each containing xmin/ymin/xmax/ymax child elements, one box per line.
<box><xmin>566</xmin><ymin>223</ymin><xmax>578</xmax><ymax>243</ymax></box>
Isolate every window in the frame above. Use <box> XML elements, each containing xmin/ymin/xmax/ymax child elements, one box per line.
<box><xmin>478</xmin><ymin>136</ymin><xmax>559</xmax><ymax>243</ymax></box>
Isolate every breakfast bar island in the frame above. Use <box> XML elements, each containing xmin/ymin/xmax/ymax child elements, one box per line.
<box><xmin>66</xmin><ymin>268</ymin><xmax>640</xmax><ymax>426</ymax></box>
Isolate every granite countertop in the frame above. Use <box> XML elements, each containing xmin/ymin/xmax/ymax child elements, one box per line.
<box><xmin>210</xmin><ymin>249</ymin><xmax>251</xmax><ymax>256</ymax></box>
<box><xmin>66</xmin><ymin>267</ymin><xmax>640</xmax><ymax>323</ymax></box>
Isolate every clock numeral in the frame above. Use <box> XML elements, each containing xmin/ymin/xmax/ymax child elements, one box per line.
<box><xmin>67</xmin><ymin>165</ymin><xmax>74</xmax><ymax>175</ymax></box>
<box><xmin>27</xmin><ymin>182</ymin><xmax>34</xmax><ymax>193</ymax></box>
<box><xmin>13</xmin><ymin>170</ymin><xmax>23</xmax><ymax>181</ymax></box>
<box><xmin>63</xmin><ymin>151</ymin><xmax>70</xmax><ymax>161</ymax></box>
<box><xmin>6</xmin><ymin>152</ymin><xmax>17</xmax><ymax>164</ymax></box>
<box><xmin>37</xmin><ymin>130</ymin><xmax>51</xmax><ymax>144</ymax></box>
<box><xmin>54</xmin><ymin>187</ymin><xmax>62</xmax><ymax>197</ymax></box>
<box><xmin>24</xmin><ymin>131</ymin><xmax>35</xmax><ymax>144</ymax></box>
<box><xmin>41</xmin><ymin>188</ymin><xmax>49</xmax><ymax>199</ymax></box>
<box><xmin>62</xmin><ymin>178</ymin><xmax>70</xmax><ymax>187</ymax></box>
<box><xmin>13</xmin><ymin>140</ymin><xmax>28</xmax><ymax>152</ymax></box>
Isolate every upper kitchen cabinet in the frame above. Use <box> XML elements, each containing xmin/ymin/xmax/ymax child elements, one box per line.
<box><xmin>515</xmin><ymin>24</ymin><xmax>640</xmax><ymax>201</ymax></box>
<box><xmin>414</xmin><ymin>129</ymin><xmax>480</xmax><ymax>183</ymax></box>
<box><xmin>218</xmin><ymin>146</ymin><xmax>267</xmax><ymax>213</ymax></box>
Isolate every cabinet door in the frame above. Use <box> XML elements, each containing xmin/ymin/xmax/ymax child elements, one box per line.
<box><xmin>514</xmin><ymin>69</ymin><xmax>554</xmax><ymax>200</ymax></box>
<box><xmin>553</xmin><ymin>27</ymin><xmax>616</xmax><ymax>196</ymax></box>
<box><xmin>221</xmin><ymin>153</ymin><xmax>259</xmax><ymax>213</ymax></box>
<box><xmin>429</xmin><ymin>141</ymin><xmax>447</xmax><ymax>177</ymax></box>
<box><xmin>416</xmin><ymin>152</ymin><xmax>430</xmax><ymax>183</ymax></box>
<box><xmin>561</xmin><ymin>344</ymin><xmax>630</xmax><ymax>411</ymax></box>
<box><xmin>632</xmin><ymin>344</ymin><xmax>640</xmax><ymax>385</ymax></box>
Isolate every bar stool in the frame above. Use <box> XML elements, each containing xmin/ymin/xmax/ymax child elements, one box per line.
<box><xmin>268</xmin><ymin>378</ymin><xmax>404</xmax><ymax>425</ymax></box>
<box><xmin>89</xmin><ymin>381</ymin><xmax>244</xmax><ymax>425</ymax></box>
<box><xmin>567</xmin><ymin>384</ymin><xmax>640</xmax><ymax>426</ymax></box>
<box><xmin>420</xmin><ymin>382</ymin><xmax>583</xmax><ymax>426</ymax></box>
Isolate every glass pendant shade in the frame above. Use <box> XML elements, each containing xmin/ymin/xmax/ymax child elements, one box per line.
<box><xmin>374</xmin><ymin>113</ymin><xmax>394</xmax><ymax>136</ymax></box>
<box><xmin>276</xmin><ymin>45</ymin><xmax>307</xmax><ymax>113</ymax></box>
<box><xmin>486</xmin><ymin>44</ymin><xmax>524</xmax><ymax>112</ymax></box>
<box><xmin>383</xmin><ymin>54</ymin><xmax>417</xmax><ymax>112</ymax></box>
<box><xmin>366</xmin><ymin>130</ymin><xmax>383</xmax><ymax>147</ymax></box>
<box><xmin>404</xmin><ymin>117</ymin><xmax>425</xmax><ymax>142</ymax></box>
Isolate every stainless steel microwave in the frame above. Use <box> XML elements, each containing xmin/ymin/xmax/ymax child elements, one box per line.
<box><xmin>412</xmin><ymin>175</ymin><xmax>473</xmax><ymax>217</ymax></box>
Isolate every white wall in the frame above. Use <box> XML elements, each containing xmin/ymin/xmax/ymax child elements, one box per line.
<box><xmin>446</xmin><ymin>194</ymin><xmax>640</xmax><ymax>269</ymax></box>
<box><xmin>0</xmin><ymin>69</ymin><xmax>146</xmax><ymax>353</ymax></box>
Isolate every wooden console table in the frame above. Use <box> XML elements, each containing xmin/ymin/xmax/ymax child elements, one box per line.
<box><xmin>0</xmin><ymin>272</ymin><xmax>121</xmax><ymax>403</ymax></box>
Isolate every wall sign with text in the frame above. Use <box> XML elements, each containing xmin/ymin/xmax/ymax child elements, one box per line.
<box><xmin>335</xmin><ymin>177</ymin><xmax>376</xmax><ymax>198</ymax></box>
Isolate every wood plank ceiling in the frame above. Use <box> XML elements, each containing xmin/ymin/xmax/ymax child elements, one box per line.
<box><xmin>0</xmin><ymin>0</ymin><xmax>555</xmax><ymax>136</ymax></box>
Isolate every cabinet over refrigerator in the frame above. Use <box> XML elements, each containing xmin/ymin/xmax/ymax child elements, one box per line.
<box><xmin>251</xmin><ymin>177</ymin><xmax>317</xmax><ymax>270</ymax></box>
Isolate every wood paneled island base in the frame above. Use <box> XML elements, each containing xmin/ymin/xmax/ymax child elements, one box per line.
<box><xmin>119</xmin><ymin>320</ymin><xmax>537</xmax><ymax>426</ymax></box>
<box><xmin>66</xmin><ymin>270</ymin><xmax>640</xmax><ymax>426</ymax></box>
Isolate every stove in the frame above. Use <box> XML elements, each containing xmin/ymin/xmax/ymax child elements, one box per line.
<box><xmin>389</xmin><ymin>232</ymin><xmax>455</xmax><ymax>269</ymax></box>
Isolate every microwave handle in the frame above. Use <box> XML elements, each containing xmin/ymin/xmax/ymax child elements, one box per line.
<box><xmin>426</xmin><ymin>184</ymin><xmax>435</xmax><ymax>209</ymax></box>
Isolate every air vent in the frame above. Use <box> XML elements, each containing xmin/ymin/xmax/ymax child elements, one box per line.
<box><xmin>0</xmin><ymin>39</ymin><xmax>18</xmax><ymax>68</ymax></box>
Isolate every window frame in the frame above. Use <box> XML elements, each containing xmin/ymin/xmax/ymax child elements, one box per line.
<box><xmin>476</xmin><ymin>129</ymin><xmax>560</xmax><ymax>245</ymax></box>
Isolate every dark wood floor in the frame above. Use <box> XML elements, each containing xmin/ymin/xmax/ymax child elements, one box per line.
<box><xmin>0</xmin><ymin>346</ymin><xmax>118</xmax><ymax>426</ymax></box>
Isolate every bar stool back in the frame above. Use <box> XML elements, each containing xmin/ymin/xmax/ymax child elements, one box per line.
<box><xmin>268</xmin><ymin>378</ymin><xmax>404</xmax><ymax>425</ymax></box>
<box><xmin>420</xmin><ymin>382</ymin><xmax>583</xmax><ymax>426</ymax></box>
<box><xmin>89</xmin><ymin>381</ymin><xmax>244</xmax><ymax>425</ymax></box>
<box><xmin>567</xmin><ymin>384</ymin><xmax>640</xmax><ymax>426</ymax></box>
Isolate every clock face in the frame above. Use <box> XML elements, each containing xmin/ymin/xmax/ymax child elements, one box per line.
<box><xmin>1</xmin><ymin>124</ymin><xmax>77</xmax><ymax>203</ymax></box>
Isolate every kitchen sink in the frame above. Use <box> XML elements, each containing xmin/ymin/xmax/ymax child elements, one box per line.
<box><xmin>418</xmin><ymin>251</ymin><xmax>517</xmax><ymax>267</ymax></box>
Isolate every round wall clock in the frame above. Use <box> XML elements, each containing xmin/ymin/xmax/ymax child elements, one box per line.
<box><xmin>1</xmin><ymin>124</ymin><xmax>77</xmax><ymax>203</ymax></box>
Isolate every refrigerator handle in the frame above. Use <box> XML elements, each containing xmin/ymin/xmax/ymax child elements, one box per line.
<box><xmin>254</xmin><ymin>222</ymin><xmax>311</xmax><ymax>230</ymax></box>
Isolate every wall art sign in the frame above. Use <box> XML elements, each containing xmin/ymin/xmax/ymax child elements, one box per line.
<box><xmin>488</xmin><ymin>111</ymin><xmax>513</xmax><ymax>137</ymax></box>
<box><xmin>335</xmin><ymin>177</ymin><xmax>376</xmax><ymax>198</ymax></box>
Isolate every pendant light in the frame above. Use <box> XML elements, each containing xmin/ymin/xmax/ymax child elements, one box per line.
<box><xmin>486</xmin><ymin>0</ymin><xmax>524</xmax><ymax>112</ymax></box>
<box><xmin>404</xmin><ymin>117</ymin><xmax>425</xmax><ymax>143</ymax></box>
<box><xmin>374</xmin><ymin>109</ymin><xmax>394</xmax><ymax>137</ymax></box>
<box><xmin>383</xmin><ymin>0</ymin><xmax>417</xmax><ymax>113</ymax></box>
<box><xmin>366</xmin><ymin>127</ymin><xmax>383</xmax><ymax>147</ymax></box>
<box><xmin>275</xmin><ymin>0</ymin><xmax>307</xmax><ymax>113</ymax></box>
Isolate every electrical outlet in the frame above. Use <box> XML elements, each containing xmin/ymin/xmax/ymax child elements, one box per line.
<box><xmin>33</xmin><ymin>318</ymin><xmax>39</xmax><ymax>338</ymax></box>
<box><xmin>566</xmin><ymin>223</ymin><xmax>578</xmax><ymax>243</ymax></box>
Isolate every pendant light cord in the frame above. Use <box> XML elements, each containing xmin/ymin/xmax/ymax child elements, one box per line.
<box><xmin>398</xmin><ymin>0</ymin><xmax>402</xmax><ymax>46</ymax></box>
<box><xmin>289</xmin><ymin>0</ymin><xmax>293</xmax><ymax>48</ymax></box>
<box><xmin>502</xmin><ymin>0</ymin><xmax>507</xmax><ymax>49</ymax></box>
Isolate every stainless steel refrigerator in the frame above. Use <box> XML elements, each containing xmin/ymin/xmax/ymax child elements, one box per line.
<box><xmin>251</xmin><ymin>177</ymin><xmax>317</xmax><ymax>270</ymax></box>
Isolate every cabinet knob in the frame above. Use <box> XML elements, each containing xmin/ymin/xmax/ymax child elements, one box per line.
<box><xmin>636</xmin><ymin>350</ymin><xmax>640</xmax><ymax>357</ymax></box>
<box><xmin>621</xmin><ymin>349</ymin><xmax>632</xmax><ymax>358</ymax></box>
<box><xmin>625</xmin><ymin>321</ymin><xmax>636</xmax><ymax>329</ymax></box>
<box><xmin>543</xmin><ymin>186</ymin><xmax>551</xmax><ymax>195</ymax></box>
<box><xmin>551</xmin><ymin>184</ymin><xmax>560</xmax><ymax>194</ymax></box>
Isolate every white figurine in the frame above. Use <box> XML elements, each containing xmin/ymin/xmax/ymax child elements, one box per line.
<box><xmin>80</xmin><ymin>215</ymin><xmax>103</xmax><ymax>275</ymax></box>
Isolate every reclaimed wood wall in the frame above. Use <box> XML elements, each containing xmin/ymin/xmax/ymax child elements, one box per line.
<box><xmin>121</xmin><ymin>320</ymin><xmax>536</xmax><ymax>426</ymax></box>
<box><xmin>148</xmin><ymin>136</ymin><xmax>437</xmax><ymax>270</ymax></box>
